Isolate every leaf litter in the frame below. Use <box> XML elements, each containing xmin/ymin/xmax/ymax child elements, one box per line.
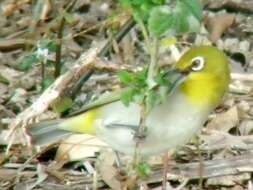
<box><xmin>0</xmin><ymin>0</ymin><xmax>253</xmax><ymax>189</ymax></box>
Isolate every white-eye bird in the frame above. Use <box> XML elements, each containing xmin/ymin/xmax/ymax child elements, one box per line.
<box><xmin>28</xmin><ymin>46</ymin><xmax>230</xmax><ymax>156</ymax></box>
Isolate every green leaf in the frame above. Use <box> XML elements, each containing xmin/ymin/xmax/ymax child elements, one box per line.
<box><xmin>119</xmin><ymin>0</ymin><xmax>133</xmax><ymax>8</ymax></box>
<box><xmin>38</xmin><ymin>39</ymin><xmax>57</xmax><ymax>52</ymax></box>
<box><xmin>47</xmin><ymin>41</ymin><xmax>57</xmax><ymax>52</ymax></box>
<box><xmin>0</xmin><ymin>74</ymin><xmax>9</xmax><ymax>84</ymax></box>
<box><xmin>151</xmin><ymin>0</ymin><xmax>166</xmax><ymax>4</ymax></box>
<box><xmin>52</xmin><ymin>96</ymin><xmax>73</xmax><ymax>113</ymax></box>
<box><xmin>132</xmin><ymin>0</ymin><xmax>146</xmax><ymax>6</ymax></box>
<box><xmin>148</xmin><ymin>0</ymin><xmax>202</xmax><ymax>36</ymax></box>
<box><xmin>155</xmin><ymin>71</ymin><xmax>169</xmax><ymax>85</ymax></box>
<box><xmin>148</xmin><ymin>6</ymin><xmax>174</xmax><ymax>36</ymax></box>
<box><xmin>42</xmin><ymin>75</ymin><xmax>54</xmax><ymax>91</ymax></box>
<box><xmin>173</xmin><ymin>0</ymin><xmax>202</xmax><ymax>33</ymax></box>
<box><xmin>136</xmin><ymin>68</ymin><xmax>147</xmax><ymax>81</ymax></box>
<box><xmin>19</xmin><ymin>54</ymin><xmax>39</xmax><ymax>71</ymax></box>
<box><xmin>117</xmin><ymin>71</ymin><xmax>134</xmax><ymax>85</ymax></box>
<box><xmin>133</xmin><ymin>2</ymin><xmax>153</xmax><ymax>21</ymax></box>
<box><xmin>62</xmin><ymin>11</ymin><xmax>76</xmax><ymax>24</ymax></box>
<box><xmin>134</xmin><ymin>69</ymin><xmax>147</xmax><ymax>88</ymax></box>
<box><xmin>120</xmin><ymin>0</ymin><xmax>166</xmax><ymax>22</ymax></box>
<box><xmin>136</xmin><ymin>162</ymin><xmax>152</xmax><ymax>177</ymax></box>
<box><xmin>160</xmin><ymin>37</ymin><xmax>177</xmax><ymax>47</ymax></box>
<box><xmin>179</xmin><ymin>0</ymin><xmax>202</xmax><ymax>20</ymax></box>
<box><xmin>145</xmin><ymin>90</ymin><xmax>160</xmax><ymax>113</ymax></box>
<box><xmin>120</xmin><ymin>89</ymin><xmax>135</xmax><ymax>106</ymax></box>
<box><xmin>133</xmin><ymin>90</ymin><xmax>145</xmax><ymax>104</ymax></box>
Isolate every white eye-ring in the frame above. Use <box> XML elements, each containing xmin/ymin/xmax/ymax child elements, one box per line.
<box><xmin>191</xmin><ymin>56</ymin><xmax>205</xmax><ymax>71</ymax></box>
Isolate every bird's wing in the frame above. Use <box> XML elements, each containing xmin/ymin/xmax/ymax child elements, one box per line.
<box><xmin>105</xmin><ymin>123</ymin><xmax>138</xmax><ymax>132</ymax></box>
<box><xmin>67</xmin><ymin>89</ymin><xmax>123</xmax><ymax>117</ymax></box>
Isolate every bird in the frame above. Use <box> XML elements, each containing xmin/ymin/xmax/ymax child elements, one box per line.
<box><xmin>27</xmin><ymin>46</ymin><xmax>230</xmax><ymax>156</ymax></box>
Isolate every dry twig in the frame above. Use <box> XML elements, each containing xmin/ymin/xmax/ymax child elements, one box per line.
<box><xmin>150</xmin><ymin>153</ymin><xmax>253</xmax><ymax>182</ymax></box>
<box><xmin>5</xmin><ymin>43</ymin><xmax>105</xmax><ymax>152</ymax></box>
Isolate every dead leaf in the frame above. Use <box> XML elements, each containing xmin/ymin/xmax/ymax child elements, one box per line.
<box><xmin>40</xmin><ymin>0</ymin><xmax>52</xmax><ymax>21</ymax></box>
<box><xmin>229</xmin><ymin>81</ymin><xmax>252</xmax><ymax>94</ymax></box>
<box><xmin>206</xmin><ymin>173</ymin><xmax>250</xmax><ymax>187</ymax></box>
<box><xmin>0</xmin><ymin>169</ymin><xmax>20</xmax><ymax>181</ymax></box>
<box><xmin>200</xmin><ymin>130</ymin><xmax>248</xmax><ymax>150</ymax></box>
<box><xmin>0</xmin><ymin>65</ymin><xmax>23</xmax><ymax>86</ymax></box>
<box><xmin>97</xmin><ymin>150</ymin><xmax>123</xmax><ymax>190</ymax></box>
<box><xmin>0</xmin><ymin>129</ymin><xmax>25</xmax><ymax>145</ymax></box>
<box><xmin>239</xmin><ymin>120</ymin><xmax>253</xmax><ymax>135</ymax></box>
<box><xmin>0</xmin><ymin>39</ymin><xmax>34</xmax><ymax>51</ymax></box>
<box><xmin>26</xmin><ymin>164</ymin><xmax>48</xmax><ymax>190</ymax></box>
<box><xmin>55</xmin><ymin>134</ymin><xmax>108</xmax><ymax>162</ymax></box>
<box><xmin>206</xmin><ymin>0</ymin><xmax>253</xmax><ymax>14</ymax></box>
<box><xmin>205</xmin><ymin>13</ymin><xmax>235</xmax><ymax>43</ymax></box>
<box><xmin>206</xmin><ymin>106</ymin><xmax>239</xmax><ymax>132</ymax></box>
<box><xmin>1</xmin><ymin>2</ymin><xmax>17</xmax><ymax>17</ymax></box>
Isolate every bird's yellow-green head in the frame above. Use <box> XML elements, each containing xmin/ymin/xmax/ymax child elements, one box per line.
<box><xmin>175</xmin><ymin>46</ymin><xmax>230</xmax><ymax>108</ymax></box>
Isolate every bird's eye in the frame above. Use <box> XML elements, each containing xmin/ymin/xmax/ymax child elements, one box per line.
<box><xmin>191</xmin><ymin>56</ymin><xmax>205</xmax><ymax>71</ymax></box>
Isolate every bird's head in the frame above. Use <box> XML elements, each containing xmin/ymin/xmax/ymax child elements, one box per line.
<box><xmin>175</xmin><ymin>46</ymin><xmax>230</xmax><ymax>108</ymax></box>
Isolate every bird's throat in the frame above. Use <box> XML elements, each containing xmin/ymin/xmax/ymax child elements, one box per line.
<box><xmin>180</xmin><ymin>73</ymin><xmax>227</xmax><ymax>108</ymax></box>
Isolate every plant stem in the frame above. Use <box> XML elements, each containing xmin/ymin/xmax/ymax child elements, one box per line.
<box><xmin>133</xmin><ymin>21</ymin><xmax>159</xmax><ymax>167</ymax></box>
<box><xmin>54</xmin><ymin>0</ymin><xmax>78</xmax><ymax>78</ymax></box>
<box><xmin>41</xmin><ymin>61</ymin><xmax>45</xmax><ymax>90</ymax></box>
<box><xmin>133</xmin><ymin>103</ymin><xmax>147</xmax><ymax>166</ymax></box>
<box><xmin>99</xmin><ymin>18</ymin><xmax>136</xmax><ymax>57</ymax></box>
<box><xmin>147</xmin><ymin>37</ymin><xmax>159</xmax><ymax>88</ymax></box>
<box><xmin>138</xmin><ymin>19</ymin><xmax>151</xmax><ymax>53</ymax></box>
<box><xmin>54</xmin><ymin>18</ymin><xmax>65</xmax><ymax>78</ymax></box>
<box><xmin>67</xmin><ymin>18</ymin><xmax>135</xmax><ymax>98</ymax></box>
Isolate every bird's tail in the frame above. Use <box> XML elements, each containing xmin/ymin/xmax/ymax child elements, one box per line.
<box><xmin>26</xmin><ymin>120</ymin><xmax>72</xmax><ymax>146</ymax></box>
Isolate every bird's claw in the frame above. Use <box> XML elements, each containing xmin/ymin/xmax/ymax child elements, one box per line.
<box><xmin>133</xmin><ymin>129</ymin><xmax>147</xmax><ymax>143</ymax></box>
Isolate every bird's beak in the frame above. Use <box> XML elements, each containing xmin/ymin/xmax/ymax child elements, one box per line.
<box><xmin>163</xmin><ymin>68</ymin><xmax>190</xmax><ymax>93</ymax></box>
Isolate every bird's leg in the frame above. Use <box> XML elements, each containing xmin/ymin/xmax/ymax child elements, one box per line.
<box><xmin>114</xmin><ymin>151</ymin><xmax>129</xmax><ymax>182</ymax></box>
<box><xmin>133</xmin><ymin>105</ymin><xmax>148</xmax><ymax>143</ymax></box>
<box><xmin>114</xmin><ymin>151</ymin><xmax>124</xmax><ymax>168</ymax></box>
<box><xmin>132</xmin><ymin>104</ymin><xmax>148</xmax><ymax>169</ymax></box>
<box><xmin>106</xmin><ymin>122</ymin><xmax>148</xmax><ymax>143</ymax></box>
<box><xmin>133</xmin><ymin>126</ymin><xmax>147</xmax><ymax>143</ymax></box>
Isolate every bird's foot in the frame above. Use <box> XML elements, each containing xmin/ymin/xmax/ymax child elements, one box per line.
<box><xmin>133</xmin><ymin>129</ymin><xmax>147</xmax><ymax>143</ymax></box>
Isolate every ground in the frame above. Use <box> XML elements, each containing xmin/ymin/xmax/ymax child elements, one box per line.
<box><xmin>0</xmin><ymin>0</ymin><xmax>253</xmax><ymax>189</ymax></box>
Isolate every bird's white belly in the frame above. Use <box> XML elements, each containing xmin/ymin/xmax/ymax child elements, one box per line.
<box><xmin>94</xmin><ymin>91</ymin><xmax>210</xmax><ymax>156</ymax></box>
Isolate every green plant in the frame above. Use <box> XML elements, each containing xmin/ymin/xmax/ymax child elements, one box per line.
<box><xmin>19</xmin><ymin>0</ymin><xmax>77</xmax><ymax>91</ymax></box>
<box><xmin>19</xmin><ymin>38</ymin><xmax>57</xmax><ymax>90</ymax></box>
<box><xmin>118</xmin><ymin>0</ymin><xmax>203</xmax><ymax>112</ymax></box>
<box><xmin>117</xmin><ymin>0</ymin><xmax>203</xmax><ymax>166</ymax></box>
<box><xmin>118</xmin><ymin>68</ymin><xmax>177</xmax><ymax>113</ymax></box>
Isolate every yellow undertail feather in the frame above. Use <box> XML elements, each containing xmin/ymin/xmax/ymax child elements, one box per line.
<box><xmin>58</xmin><ymin>109</ymin><xmax>99</xmax><ymax>135</ymax></box>
<box><xmin>27</xmin><ymin>109</ymin><xmax>99</xmax><ymax>146</ymax></box>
